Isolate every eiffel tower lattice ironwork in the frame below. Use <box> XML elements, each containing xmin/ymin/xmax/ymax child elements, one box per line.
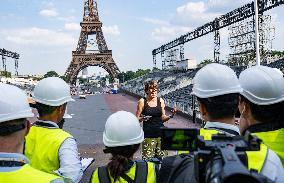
<box><xmin>65</xmin><ymin>0</ymin><xmax>120</xmax><ymax>84</ymax></box>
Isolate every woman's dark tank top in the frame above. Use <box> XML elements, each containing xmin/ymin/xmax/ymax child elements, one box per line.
<box><xmin>142</xmin><ymin>97</ymin><xmax>164</xmax><ymax>138</ymax></box>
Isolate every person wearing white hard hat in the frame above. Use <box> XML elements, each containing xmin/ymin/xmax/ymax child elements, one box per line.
<box><xmin>174</xmin><ymin>63</ymin><xmax>241</xmax><ymax>156</ymax></box>
<box><xmin>239</xmin><ymin>66</ymin><xmax>284</xmax><ymax>169</ymax></box>
<box><xmin>159</xmin><ymin>63</ymin><xmax>242</xmax><ymax>183</ymax></box>
<box><xmin>24</xmin><ymin>77</ymin><xmax>83</xmax><ymax>183</ymax></box>
<box><xmin>191</xmin><ymin>63</ymin><xmax>242</xmax><ymax>136</ymax></box>
<box><xmin>0</xmin><ymin>83</ymin><xmax>64</xmax><ymax>183</ymax></box>
<box><xmin>91</xmin><ymin>111</ymin><xmax>158</xmax><ymax>183</ymax></box>
<box><xmin>26</xmin><ymin>94</ymin><xmax>72</xmax><ymax>126</ymax></box>
<box><xmin>192</xmin><ymin>64</ymin><xmax>284</xmax><ymax>182</ymax></box>
<box><xmin>159</xmin><ymin>63</ymin><xmax>283</xmax><ymax>182</ymax></box>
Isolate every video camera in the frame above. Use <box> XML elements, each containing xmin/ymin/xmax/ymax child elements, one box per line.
<box><xmin>161</xmin><ymin>128</ymin><xmax>273</xmax><ymax>183</ymax></box>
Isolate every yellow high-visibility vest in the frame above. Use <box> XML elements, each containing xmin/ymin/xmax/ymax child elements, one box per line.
<box><xmin>25</xmin><ymin>125</ymin><xmax>72</xmax><ymax>174</ymax></box>
<box><xmin>252</xmin><ymin>128</ymin><xmax>284</xmax><ymax>166</ymax></box>
<box><xmin>0</xmin><ymin>164</ymin><xmax>63</xmax><ymax>183</ymax></box>
<box><xmin>91</xmin><ymin>162</ymin><xmax>157</xmax><ymax>183</ymax></box>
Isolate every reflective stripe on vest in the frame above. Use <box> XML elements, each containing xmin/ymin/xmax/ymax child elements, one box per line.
<box><xmin>253</xmin><ymin>128</ymin><xmax>284</xmax><ymax>166</ymax></box>
<box><xmin>24</xmin><ymin>125</ymin><xmax>72</xmax><ymax>174</ymax></box>
<box><xmin>91</xmin><ymin>162</ymin><xmax>156</xmax><ymax>183</ymax></box>
<box><xmin>0</xmin><ymin>164</ymin><xmax>62</xmax><ymax>183</ymax></box>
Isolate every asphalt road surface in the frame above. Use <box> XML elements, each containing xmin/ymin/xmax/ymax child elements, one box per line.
<box><xmin>64</xmin><ymin>93</ymin><xmax>199</xmax><ymax>182</ymax></box>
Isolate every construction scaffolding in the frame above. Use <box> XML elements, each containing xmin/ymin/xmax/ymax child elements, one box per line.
<box><xmin>228</xmin><ymin>15</ymin><xmax>275</xmax><ymax>66</ymax></box>
<box><xmin>0</xmin><ymin>48</ymin><xmax>20</xmax><ymax>76</ymax></box>
<box><xmin>162</xmin><ymin>48</ymin><xmax>179</xmax><ymax>70</ymax></box>
<box><xmin>153</xmin><ymin>0</ymin><xmax>284</xmax><ymax>68</ymax></box>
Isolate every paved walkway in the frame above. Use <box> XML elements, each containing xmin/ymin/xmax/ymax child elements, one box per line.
<box><xmin>64</xmin><ymin>93</ymin><xmax>199</xmax><ymax>182</ymax></box>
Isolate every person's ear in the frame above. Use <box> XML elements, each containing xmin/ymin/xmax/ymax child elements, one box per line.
<box><xmin>199</xmin><ymin>102</ymin><xmax>207</xmax><ymax>118</ymax></box>
<box><xmin>25</xmin><ymin>120</ymin><xmax>31</xmax><ymax>136</ymax></box>
<box><xmin>238</xmin><ymin>96</ymin><xmax>242</xmax><ymax>106</ymax></box>
<box><xmin>238</xmin><ymin>97</ymin><xmax>246</xmax><ymax>115</ymax></box>
<box><xmin>59</xmin><ymin>104</ymin><xmax>66</xmax><ymax>116</ymax></box>
<box><xmin>240</xmin><ymin>102</ymin><xmax>250</xmax><ymax>116</ymax></box>
<box><xmin>243</xmin><ymin>102</ymin><xmax>252</xmax><ymax>117</ymax></box>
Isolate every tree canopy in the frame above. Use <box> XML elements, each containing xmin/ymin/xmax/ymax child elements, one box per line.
<box><xmin>197</xmin><ymin>59</ymin><xmax>214</xmax><ymax>68</ymax></box>
<box><xmin>117</xmin><ymin>68</ymin><xmax>151</xmax><ymax>83</ymax></box>
<box><xmin>43</xmin><ymin>71</ymin><xmax>59</xmax><ymax>78</ymax></box>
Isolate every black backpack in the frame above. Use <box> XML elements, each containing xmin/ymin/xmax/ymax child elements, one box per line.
<box><xmin>97</xmin><ymin>160</ymin><xmax>148</xmax><ymax>183</ymax></box>
<box><xmin>158</xmin><ymin>154</ymin><xmax>197</xmax><ymax>183</ymax></box>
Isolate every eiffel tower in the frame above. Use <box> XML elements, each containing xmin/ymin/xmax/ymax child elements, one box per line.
<box><xmin>65</xmin><ymin>0</ymin><xmax>120</xmax><ymax>84</ymax></box>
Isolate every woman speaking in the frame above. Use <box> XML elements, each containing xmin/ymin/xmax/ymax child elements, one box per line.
<box><xmin>136</xmin><ymin>80</ymin><xmax>176</xmax><ymax>160</ymax></box>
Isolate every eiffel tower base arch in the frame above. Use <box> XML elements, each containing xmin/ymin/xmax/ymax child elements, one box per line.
<box><xmin>65</xmin><ymin>51</ymin><xmax>119</xmax><ymax>84</ymax></box>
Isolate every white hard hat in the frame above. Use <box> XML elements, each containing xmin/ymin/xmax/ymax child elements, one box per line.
<box><xmin>272</xmin><ymin>68</ymin><xmax>283</xmax><ymax>76</ymax></box>
<box><xmin>239</xmin><ymin>65</ymin><xmax>284</xmax><ymax>105</ymax></box>
<box><xmin>103</xmin><ymin>111</ymin><xmax>144</xmax><ymax>147</ymax></box>
<box><xmin>33</xmin><ymin>77</ymin><xmax>74</xmax><ymax>106</ymax></box>
<box><xmin>192</xmin><ymin>63</ymin><xmax>242</xmax><ymax>98</ymax></box>
<box><xmin>0</xmin><ymin>83</ymin><xmax>34</xmax><ymax>123</ymax></box>
<box><xmin>63</xmin><ymin>107</ymin><xmax>72</xmax><ymax>119</ymax></box>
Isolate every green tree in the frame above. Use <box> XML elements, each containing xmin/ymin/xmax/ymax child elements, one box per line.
<box><xmin>152</xmin><ymin>67</ymin><xmax>160</xmax><ymax>72</ymax></box>
<box><xmin>60</xmin><ymin>75</ymin><xmax>67</xmax><ymax>82</ymax></box>
<box><xmin>134</xmin><ymin>69</ymin><xmax>151</xmax><ymax>78</ymax></box>
<box><xmin>27</xmin><ymin>75</ymin><xmax>42</xmax><ymax>81</ymax></box>
<box><xmin>99</xmin><ymin>75</ymin><xmax>112</xmax><ymax>86</ymax></box>
<box><xmin>117</xmin><ymin>69</ymin><xmax>151</xmax><ymax>83</ymax></box>
<box><xmin>78</xmin><ymin>77</ymin><xmax>87</xmax><ymax>84</ymax></box>
<box><xmin>125</xmin><ymin>71</ymin><xmax>135</xmax><ymax>81</ymax></box>
<box><xmin>43</xmin><ymin>71</ymin><xmax>59</xmax><ymax>78</ymax></box>
<box><xmin>106</xmin><ymin>75</ymin><xmax>113</xmax><ymax>83</ymax></box>
<box><xmin>197</xmin><ymin>59</ymin><xmax>214</xmax><ymax>68</ymax></box>
<box><xmin>0</xmin><ymin>71</ymin><xmax>11</xmax><ymax>77</ymax></box>
<box><xmin>271</xmin><ymin>50</ymin><xmax>284</xmax><ymax>57</ymax></box>
<box><xmin>117</xmin><ymin>72</ymin><xmax>126</xmax><ymax>83</ymax></box>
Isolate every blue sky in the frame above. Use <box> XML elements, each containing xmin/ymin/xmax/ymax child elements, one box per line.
<box><xmin>0</xmin><ymin>0</ymin><xmax>283</xmax><ymax>76</ymax></box>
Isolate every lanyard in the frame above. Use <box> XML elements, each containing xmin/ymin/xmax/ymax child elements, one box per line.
<box><xmin>0</xmin><ymin>160</ymin><xmax>25</xmax><ymax>167</ymax></box>
<box><xmin>33</xmin><ymin>121</ymin><xmax>57</xmax><ymax>128</ymax></box>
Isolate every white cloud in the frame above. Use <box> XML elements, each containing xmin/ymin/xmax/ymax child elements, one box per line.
<box><xmin>151</xmin><ymin>26</ymin><xmax>192</xmax><ymax>43</ymax></box>
<box><xmin>58</xmin><ymin>16</ymin><xmax>76</xmax><ymax>22</ymax></box>
<box><xmin>174</xmin><ymin>1</ymin><xmax>219</xmax><ymax>27</ymax></box>
<box><xmin>177</xmin><ymin>2</ymin><xmax>207</xmax><ymax>14</ymax></box>
<box><xmin>65</xmin><ymin>23</ymin><xmax>81</xmax><ymax>31</ymax></box>
<box><xmin>173</xmin><ymin>0</ymin><xmax>253</xmax><ymax>27</ymax></box>
<box><xmin>207</xmin><ymin>0</ymin><xmax>252</xmax><ymax>12</ymax></box>
<box><xmin>102</xmin><ymin>25</ymin><xmax>120</xmax><ymax>36</ymax></box>
<box><xmin>141</xmin><ymin>17</ymin><xmax>169</xmax><ymax>26</ymax></box>
<box><xmin>1</xmin><ymin>27</ymin><xmax>76</xmax><ymax>47</ymax></box>
<box><xmin>39</xmin><ymin>9</ymin><xmax>58</xmax><ymax>17</ymax></box>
